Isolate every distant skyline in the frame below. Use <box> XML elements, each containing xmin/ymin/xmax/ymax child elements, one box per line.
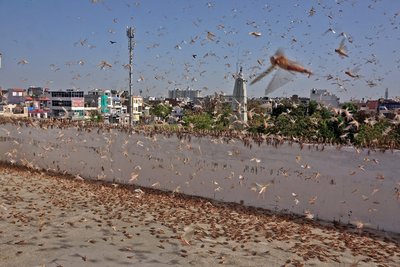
<box><xmin>0</xmin><ymin>0</ymin><xmax>399</xmax><ymax>101</ymax></box>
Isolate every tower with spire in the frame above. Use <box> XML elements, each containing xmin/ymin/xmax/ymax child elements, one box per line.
<box><xmin>232</xmin><ymin>67</ymin><xmax>248</xmax><ymax>123</ymax></box>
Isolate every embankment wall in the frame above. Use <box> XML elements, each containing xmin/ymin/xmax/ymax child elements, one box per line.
<box><xmin>1</xmin><ymin>123</ymin><xmax>399</xmax><ymax>232</ymax></box>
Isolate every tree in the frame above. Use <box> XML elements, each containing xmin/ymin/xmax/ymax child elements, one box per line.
<box><xmin>307</xmin><ymin>100</ymin><xmax>319</xmax><ymax>116</ymax></box>
<box><xmin>213</xmin><ymin>103</ymin><xmax>232</xmax><ymax>130</ymax></box>
<box><xmin>150</xmin><ymin>103</ymin><xmax>172</xmax><ymax>120</ymax></box>
<box><xmin>89</xmin><ymin>110</ymin><xmax>103</xmax><ymax>122</ymax></box>
<box><xmin>183</xmin><ymin>111</ymin><xmax>213</xmax><ymax>130</ymax></box>
<box><xmin>341</xmin><ymin>102</ymin><xmax>358</xmax><ymax>113</ymax></box>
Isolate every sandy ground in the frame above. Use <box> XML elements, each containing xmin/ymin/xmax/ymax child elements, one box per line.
<box><xmin>0</xmin><ymin>164</ymin><xmax>399</xmax><ymax>267</ymax></box>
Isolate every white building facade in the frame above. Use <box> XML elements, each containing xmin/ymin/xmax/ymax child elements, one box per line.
<box><xmin>131</xmin><ymin>96</ymin><xmax>143</xmax><ymax>122</ymax></box>
<box><xmin>231</xmin><ymin>67</ymin><xmax>248</xmax><ymax>123</ymax></box>
<box><xmin>168</xmin><ymin>88</ymin><xmax>201</xmax><ymax>102</ymax></box>
<box><xmin>310</xmin><ymin>89</ymin><xmax>340</xmax><ymax>108</ymax></box>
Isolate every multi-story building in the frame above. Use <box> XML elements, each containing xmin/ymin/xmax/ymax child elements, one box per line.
<box><xmin>378</xmin><ymin>99</ymin><xmax>400</xmax><ymax>118</ymax></box>
<box><xmin>378</xmin><ymin>99</ymin><xmax>400</xmax><ymax>111</ymax></box>
<box><xmin>0</xmin><ymin>88</ymin><xmax>6</xmax><ymax>103</ymax></box>
<box><xmin>85</xmin><ymin>89</ymin><xmax>131</xmax><ymax>123</ymax></box>
<box><xmin>108</xmin><ymin>90</ymin><xmax>124</xmax><ymax>115</ymax></box>
<box><xmin>84</xmin><ymin>89</ymin><xmax>101</xmax><ymax>109</ymax></box>
<box><xmin>27</xmin><ymin>86</ymin><xmax>46</xmax><ymax>98</ymax></box>
<box><xmin>48</xmin><ymin>89</ymin><xmax>84</xmax><ymax>119</ymax></box>
<box><xmin>0</xmin><ymin>88</ymin><xmax>28</xmax><ymax>117</ymax></box>
<box><xmin>26</xmin><ymin>87</ymin><xmax>50</xmax><ymax>119</ymax></box>
<box><xmin>168</xmin><ymin>88</ymin><xmax>201</xmax><ymax>101</ymax></box>
<box><xmin>168</xmin><ymin>106</ymin><xmax>184</xmax><ymax>124</ymax></box>
<box><xmin>6</xmin><ymin>88</ymin><xmax>27</xmax><ymax>104</ymax></box>
<box><xmin>310</xmin><ymin>89</ymin><xmax>340</xmax><ymax>108</ymax></box>
<box><xmin>131</xmin><ymin>95</ymin><xmax>143</xmax><ymax>122</ymax></box>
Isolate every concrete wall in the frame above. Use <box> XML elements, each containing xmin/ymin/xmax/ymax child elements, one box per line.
<box><xmin>1</xmin><ymin>122</ymin><xmax>399</xmax><ymax>233</ymax></box>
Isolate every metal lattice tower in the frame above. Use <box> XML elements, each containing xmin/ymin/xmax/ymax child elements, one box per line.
<box><xmin>126</xmin><ymin>27</ymin><xmax>135</xmax><ymax>125</ymax></box>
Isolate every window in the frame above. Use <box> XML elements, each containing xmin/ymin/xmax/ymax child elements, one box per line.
<box><xmin>52</xmin><ymin>100</ymin><xmax>72</xmax><ymax>107</ymax></box>
<box><xmin>51</xmin><ymin>91</ymin><xmax>83</xmax><ymax>98</ymax></box>
<box><xmin>71</xmin><ymin>92</ymin><xmax>83</xmax><ymax>97</ymax></box>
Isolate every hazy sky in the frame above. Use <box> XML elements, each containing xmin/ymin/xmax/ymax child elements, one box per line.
<box><xmin>0</xmin><ymin>0</ymin><xmax>399</xmax><ymax>101</ymax></box>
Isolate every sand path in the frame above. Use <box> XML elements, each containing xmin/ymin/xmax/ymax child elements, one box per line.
<box><xmin>0</xmin><ymin>164</ymin><xmax>399</xmax><ymax>267</ymax></box>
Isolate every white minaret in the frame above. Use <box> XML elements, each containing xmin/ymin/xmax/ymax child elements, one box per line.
<box><xmin>232</xmin><ymin>67</ymin><xmax>247</xmax><ymax>123</ymax></box>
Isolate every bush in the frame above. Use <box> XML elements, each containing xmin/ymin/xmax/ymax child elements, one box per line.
<box><xmin>183</xmin><ymin>112</ymin><xmax>214</xmax><ymax>130</ymax></box>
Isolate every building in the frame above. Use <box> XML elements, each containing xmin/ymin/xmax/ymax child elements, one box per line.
<box><xmin>168</xmin><ymin>88</ymin><xmax>201</xmax><ymax>101</ymax></box>
<box><xmin>26</xmin><ymin>87</ymin><xmax>50</xmax><ymax>119</ymax></box>
<box><xmin>378</xmin><ymin>99</ymin><xmax>400</xmax><ymax>117</ymax></box>
<box><xmin>85</xmin><ymin>89</ymin><xmax>109</xmax><ymax>110</ymax></box>
<box><xmin>378</xmin><ymin>99</ymin><xmax>400</xmax><ymax>111</ymax></box>
<box><xmin>0</xmin><ymin>88</ymin><xmax>7</xmax><ymax>103</ymax></box>
<box><xmin>310</xmin><ymin>89</ymin><xmax>339</xmax><ymax>108</ymax></box>
<box><xmin>84</xmin><ymin>89</ymin><xmax>129</xmax><ymax>123</ymax></box>
<box><xmin>27</xmin><ymin>86</ymin><xmax>47</xmax><ymax>98</ymax></box>
<box><xmin>130</xmin><ymin>95</ymin><xmax>143</xmax><ymax>122</ymax></box>
<box><xmin>231</xmin><ymin>67</ymin><xmax>248</xmax><ymax>123</ymax></box>
<box><xmin>6</xmin><ymin>88</ymin><xmax>27</xmax><ymax>104</ymax></box>
<box><xmin>0</xmin><ymin>103</ymin><xmax>28</xmax><ymax>117</ymax></box>
<box><xmin>84</xmin><ymin>89</ymin><xmax>101</xmax><ymax>108</ymax></box>
<box><xmin>28</xmin><ymin>108</ymin><xmax>50</xmax><ymax>119</ymax></box>
<box><xmin>84</xmin><ymin>89</ymin><xmax>143</xmax><ymax>124</ymax></box>
<box><xmin>48</xmin><ymin>89</ymin><xmax>84</xmax><ymax>119</ymax></box>
<box><xmin>291</xmin><ymin>94</ymin><xmax>310</xmax><ymax>105</ymax></box>
<box><xmin>364</xmin><ymin>100</ymin><xmax>379</xmax><ymax>112</ymax></box>
<box><xmin>1</xmin><ymin>88</ymin><xmax>30</xmax><ymax>117</ymax></box>
<box><xmin>168</xmin><ymin>106</ymin><xmax>184</xmax><ymax>124</ymax></box>
<box><xmin>103</xmin><ymin>90</ymin><xmax>127</xmax><ymax>123</ymax></box>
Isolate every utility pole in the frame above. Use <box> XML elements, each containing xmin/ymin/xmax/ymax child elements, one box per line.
<box><xmin>126</xmin><ymin>26</ymin><xmax>135</xmax><ymax>126</ymax></box>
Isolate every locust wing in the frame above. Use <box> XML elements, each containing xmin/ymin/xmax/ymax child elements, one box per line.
<box><xmin>250</xmin><ymin>65</ymin><xmax>276</xmax><ymax>85</ymax></box>
<box><xmin>265</xmin><ymin>68</ymin><xmax>295</xmax><ymax>95</ymax></box>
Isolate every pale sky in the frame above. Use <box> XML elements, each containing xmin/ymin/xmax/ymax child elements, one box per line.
<box><xmin>0</xmin><ymin>0</ymin><xmax>399</xmax><ymax>101</ymax></box>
